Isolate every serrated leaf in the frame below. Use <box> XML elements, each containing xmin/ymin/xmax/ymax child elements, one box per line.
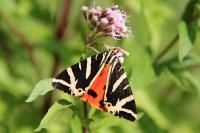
<box><xmin>178</xmin><ymin>21</ymin><xmax>193</xmax><ymax>63</ymax></box>
<box><xmin>25</xmin><ymin>78</ymin><xmax>53</xmax><ymax>102</ymax></box>
<box><xmin>34</xmin><ymin>99</ymin><xmax>72</xmax><ymax>132</ymax></box>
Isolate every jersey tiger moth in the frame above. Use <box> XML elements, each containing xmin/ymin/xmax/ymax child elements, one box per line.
<box><xmin>52</xmin><ymin>47</ymin><xmax>137</xmax><ymax>121</ymax></box>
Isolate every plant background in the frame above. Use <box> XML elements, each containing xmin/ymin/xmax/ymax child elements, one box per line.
<box><xmin>0</xmin><ymin>0</ymin><xmax>200</xmax><ymax>133</ymax></box>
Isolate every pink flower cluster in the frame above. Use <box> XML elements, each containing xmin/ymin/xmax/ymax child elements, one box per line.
<box><xmin>81</xmin><ymin>5</ymin><xmax>131</xmax><ymax>39</ymax></box>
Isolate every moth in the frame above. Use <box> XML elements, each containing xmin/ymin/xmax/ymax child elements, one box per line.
<box><xmin>52</xmin><ymin>47</ymin><xmax>137</xmax><ymax>121</ymax></box>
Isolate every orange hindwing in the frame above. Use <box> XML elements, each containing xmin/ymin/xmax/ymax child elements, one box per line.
<box><xmin>80</xmin><ymin>64</ymin><xmax>110</xmax><ymax>111</ymax></box>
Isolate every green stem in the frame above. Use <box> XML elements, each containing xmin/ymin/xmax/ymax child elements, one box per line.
<box><xmin>80</xmin><ymin>45</ymin><xmax>89</xmax><ymax>133</ymax></box>
<box><xmin>81</xmin><ymin>43</ymin><xmax>90</xmax><ymax>133</ymax></box>
<box><xmin>155</xmin><ymin>35</ymin><xmax>179</xmax><ymax>63</ymax></box>
<box><xmin>82</xmin><ymin>102</ymin><xmax>89</xmax><ymax>133</ymax></box>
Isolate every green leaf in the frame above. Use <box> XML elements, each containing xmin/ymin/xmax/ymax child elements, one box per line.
<box><xmin>88</xmin><ymin>107</ymin><xmax>97</xmax><ymax>118</ymax></box>
<box><xmin>164</xmin><ymin>68</ymin><xmax>187</xmax><ymax>91</ymax></box>
<box><xmin>182</xmin><ymin>72</ymin><xmax>200</xmax><ymax>97</ymax></box>
<box><xmin>70</xmin><ymin>115</ymin><xmax>82</xmax><ymax>133</ymax></box>
<box><xmin>34</xmin><ymin>99</ymin><xmax>72</xmax><ymax>132</ymax></box>
<box><xmin>172</xmin><ymin>53</ymin><xmax>200</xmax><ymax>69</ymax></box>
<box><xmin>164</xmin><ymin>68</ymin><xmax>196</xmax><ymax>91</ymax></box>
<box><xmin>89</xmin><ymin>116</ymin><xmax>122</xmax><ymax>131</ymax></box>
<box><xmin>89</xmin><ymin>112</ymin><xmax>141</xmax><ymax>132</ymax></box>
<box><xmin>25</xmin><ymin>78</ymin><xmax>53</xmax><ymax>102</ymax></box>
<box><xmin>178</xmin><ymin>21</ymin><xmax>193</xmax><ymax>63</ymax></box>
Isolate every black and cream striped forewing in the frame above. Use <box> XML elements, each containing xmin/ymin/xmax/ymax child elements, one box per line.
<box><xmin>104</xmin><ymin>60</ymin><xmax>137</xmax><ymax>121</ymax></box>
<box><xmin>52</xmin><ymin>52</ymin><xmax>108</xmax><ymax>96</ymax></box>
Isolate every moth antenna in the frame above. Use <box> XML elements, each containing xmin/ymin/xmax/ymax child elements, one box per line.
<box><xmin>119</xmin><ymin>48</ymin><xmax>130</xmax><ymax>56</ymax></box>
<box><xmin>104</xmin><ymin>44</ymin><xmax>110</xmax><ymax>50</ymax></box>
<box><xmin>87</xmin><ymin>46</ymin><xmax>100</xmax><ymax>54</ymax></box>
<box><xmin>93</xmin><ymin>0</ymin><xmax>96</xmax><ymax>7</ymax></box>
<box><xmin>104</xmin><ymin>44</ymin><xmax>118</xmax><ymax>51</ymax></box>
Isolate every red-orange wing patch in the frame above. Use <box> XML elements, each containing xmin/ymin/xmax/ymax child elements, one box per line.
<box><xmin>80</xmin><ymin>64</ymin><xmax>110</xmax><ymax>111</ymax></box>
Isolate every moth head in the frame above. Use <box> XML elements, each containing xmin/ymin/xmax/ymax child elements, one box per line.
<box><xmin>107</xmin><ymin>46</ymin><xmax>129</xmax><ymax>55</ymax></box>
<box><xmin>112</xmin><ymin>48</ymin><xmax>129</xmax><ymax>64</ymax></box>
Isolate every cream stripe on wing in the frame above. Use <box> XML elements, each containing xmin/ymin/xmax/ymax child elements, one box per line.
<box><xmin>104</xmin><ymin>64</ymin><xmax>112</xmax><ymax>102</ymax></box>
<box><xmin>111</xmin><ymin>60</ymin><xmax>118</xmax><ymax>72</ymax></box>
<box><xmin>67</xmin><ymin>67</ymin><xmax>77</xmax><ymax>86</ymax></box>
<box><xmin>100</xmin><ymin>53</ymin><xmax>106</xmax><ymax>66</ymax></box>
<box><xmin>111</xmin><ymin>95</ymin><xmax>137</xmax><ymax>118</ymax></box>
<box><xmin>52</xmin><ymin>79</ymin><xmax>70</xmax><ymax>87</ymax></box>
<box><xmin>116</xmin><ymin>95</ymin><xmax>134</xmax><ymax>107</ymax></box>
<box><xmin>123</xmin><ymin>84</ymin><xmax>130</xmax><ymax>90</ymax></box>
<box><xmin>86</xmin><ymin>57</ymin><xmax>91</xmax><ymax>79</ymax></box>
<box><xmin>112</xmin><ymin>73</ymin><xmax>127</xmax><ymax>92</ymax></box>
<box><xmin>108</xmin><ymin>56</ymin><xmax>116</xmax><ymax>64</ymax></box>
<box><xmin>79</xmin><ymin>62</ymin><xmax>81</xmax><ymax>70</ymax></box>
<box><xmin>120</xmin><ymin>108</ymin><xmax>137</xmax><ymax>119</ymax></box>
<box><xmin>104</xmin><ymin>51</ymin><xmax>112</xmax><ymax>64</ymax></box>
<box><xmin>95</xmin><ymin>54</ymin><xmax>98</xmax><ymax>60</ymax></box>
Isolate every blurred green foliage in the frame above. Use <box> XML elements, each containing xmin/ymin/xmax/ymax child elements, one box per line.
<box><xmin>0</xmin><ymin>0</ymin><xmax>200</xmax><ymax>133</ymax></box>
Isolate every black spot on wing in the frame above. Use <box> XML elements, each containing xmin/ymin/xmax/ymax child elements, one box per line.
<box><xmin>99</xmin><ymin>99</ymin><xmax>108</xmax><ymax>111</ymax></box>
<box><xmin>88</xmin><ymin>89</ymin><xmax>97</xmax><ymax>98</ymax></box>
<box><xmin>99</xmin><ymin>100</ymin><xmax>105</xmax><ymax>107</ymax></box>
<box><xmin>103</xmin><ymin>85</ymin><xmax>106</xmax><ymax>90</ymax></box>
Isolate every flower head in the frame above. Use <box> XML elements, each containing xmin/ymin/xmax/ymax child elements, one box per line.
<box><xmin>81</xmin><ymin>5</ymin><xmax>131</xmax><ymax>40</ymax></box>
